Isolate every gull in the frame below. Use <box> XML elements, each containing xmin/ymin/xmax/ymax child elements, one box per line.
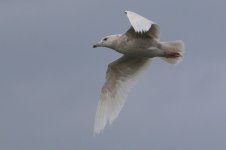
<box><xmin>93</xmin><ymin>11</ymin><xmax>184</xmax><ymax>134</ymax></box>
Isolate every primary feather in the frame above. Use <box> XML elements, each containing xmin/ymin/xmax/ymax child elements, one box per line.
<box><xmin>125</xmin><ymin>10</ymin><xmax>160</xmax><ymax>38</ymax></box>
<box><xmin>94</xmin><ymin>56</ymin><xmax>151</xmax><ymax>134</ymax></box>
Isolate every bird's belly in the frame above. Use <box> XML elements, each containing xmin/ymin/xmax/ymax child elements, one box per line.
<box><xmin>116</xmin><ymin>40</ymin><xmax>161</xmax><ymax>57</ymax></box>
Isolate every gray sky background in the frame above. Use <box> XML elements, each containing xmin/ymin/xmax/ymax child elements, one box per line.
<box><xmin>0</xmin><ymin>0</ymin><xmax>226</xmax><ymax>150</ymax></box>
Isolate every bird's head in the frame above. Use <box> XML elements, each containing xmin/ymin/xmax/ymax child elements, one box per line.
<box><xmin>93</xmin><ymin>35</ymin><xmax>120</xmax><ymax>49</ymax></box>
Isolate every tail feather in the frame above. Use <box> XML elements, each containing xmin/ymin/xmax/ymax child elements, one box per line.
<box><xmin>160</xmin><ymin>40</ymin><xmax>185</xmax><ymax>64</ymax></box>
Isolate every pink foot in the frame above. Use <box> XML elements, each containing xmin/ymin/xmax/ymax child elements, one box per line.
<box><xmin>164</xmin><ymin>51</ymin><xmax>181</xmax><ymax>58</ymax></box>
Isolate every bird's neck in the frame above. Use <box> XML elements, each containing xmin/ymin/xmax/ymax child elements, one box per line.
<box><xmin>108</xmin><ymin>34</ymin><xmax>123</xmax><ymax>50</ymax></box>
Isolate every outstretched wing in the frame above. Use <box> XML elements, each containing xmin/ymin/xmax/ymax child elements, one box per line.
<box><xmin>125</xmin><ymin>11</ymin><xmax>160</xmax><ymax>39</ymax></box>
<box><xmin>94</xmin><ymin>56</ymin><xmax>151</xmax><ymax>134</ymax></box>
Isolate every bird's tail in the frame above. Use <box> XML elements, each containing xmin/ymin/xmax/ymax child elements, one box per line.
<box><xmin>160</xmin><ymin>40</ymin><xmax>185</xmax><ymax>64</ymax></box>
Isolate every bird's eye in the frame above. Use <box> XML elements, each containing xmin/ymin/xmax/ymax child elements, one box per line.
<box><xmin>103</xmin><ymin>38</ymin><xmax>108</xmax><ymax>41</ymax></box>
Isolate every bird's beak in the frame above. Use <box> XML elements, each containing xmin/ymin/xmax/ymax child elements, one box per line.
<box><xmin>93</xmin><ymin>42</ymin><xmax>102</xmax><ymax>48</ymax></box>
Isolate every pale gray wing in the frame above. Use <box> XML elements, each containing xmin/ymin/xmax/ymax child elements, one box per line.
<box><xmin>94</xmin><ymin>56</ymin><xmax>151</xmax><ymax>134</ymax></box>
<box><xmin>125</xmin><ymin>11</ymin><xmax>160</xmax><ymax>39</ymax></box>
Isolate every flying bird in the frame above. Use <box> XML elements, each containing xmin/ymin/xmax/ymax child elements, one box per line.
<box><xmin>93</xmin><ymin>11</ymin><xmax>184</xmax><ymax>134</ymax></box>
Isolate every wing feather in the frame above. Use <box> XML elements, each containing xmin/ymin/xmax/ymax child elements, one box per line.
<box><xmin>125</xmin><ymin>11</ymin><xmax>160</xmax><ymax>38</ymax></box>
<box><xmin>94</xmin><ymin>56</ymin><xmax>151</xmax><ymax>134</ymax></box>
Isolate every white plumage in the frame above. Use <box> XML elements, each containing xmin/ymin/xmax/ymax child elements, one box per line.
<box><xmin>125</xmin><ymin>11</ymin><xmax>155</xmax><ymax>33</ymax></box>
<box><xmin>93</xmin><ymin>11</ymin><xmax>184</xmax><ymax>134</ymax></box>
<box><xmin>94</xmin><ymin>56</ymin><xmax>151</xmax><ymax>134</ymax></box>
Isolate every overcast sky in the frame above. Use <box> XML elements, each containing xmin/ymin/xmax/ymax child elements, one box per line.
<box><xmin>0</xmin><ymin>0</ymin><xmax>226</xmax><ymax>150</ymax></box>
